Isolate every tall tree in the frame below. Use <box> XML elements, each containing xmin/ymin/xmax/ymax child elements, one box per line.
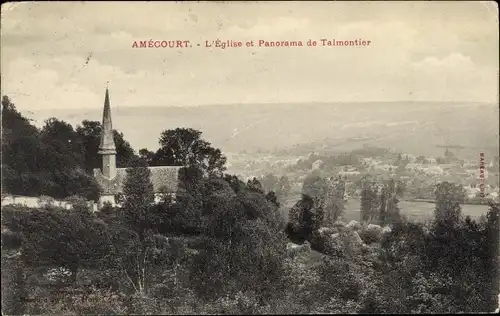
<box><xmin>153</xmin><ymin>128</ymin><xmax>227</xmax><ymax>177</ymax></box>
<box><xmin>138</xmin><ymin>148</ymin><xmax>155</xmax><ymax>165</ymax></box>
<box><xmin>323</xmin><ymin>176</ymin><xmax>346</xmax><ymax>226</ymax></box>
<box><xmin>259</xmin><ymin>174</ymin><xmax>291</xmax><ymax>203</ymax></box>
<box><xmin>276</xmin><ymin>175</ymin><xmax>292</xmax><ymax>202</ymax></box>
<box><xmin>190</xmin><ymin>179</ymin><xmax>287</xmax><ymax>302</ymax></box>
<box><xmin>379</xmin><ymin>179</ymin><xmax>401</xmax><ymax>226</ymax></box>
<box><xmin>120</xmin><ymin>158</ymin><xmax>155</xmax><ymax>238</ymax></box>
<box><xmin>287</xmin><ymin>193</ymin><xmax>324</xmax><ymax>242</ymax></box>
<box><xmin>2</xmin><ymin>97</ymin><xmax>100</xmax><ymax>200</ymax></box>
<box><xmin>76</xmin><ymin>120</ymin><xmax>102</xmax><ymax>172</ymax></box>
<box><xmin>434</xmin><ymin>182</ymin><xmax>465</xmax><ymax>226</ymax></box>
<box><xmin>247</xmin><ymin>177</ymin><xmax>264</xmax><ymax>193</ymax></box>
<box><xmin>111</xmin><ymin>158</ymin><xmax>157</xmax><ymax>296</ymax></box>
<box><xmin>302</xmin><ymin>174</ymin><xmax>327</xmax><ymax>199</ymax></box>
<box><xmin>260</xmin><ymin>174</ymin><xmax>279</xmax><ymax>193</ymax></box>
<box><xmin>361</xmin><ymin>181</ymin><xmax>379</xmax><ymax>223</ymax></box>
<box><xmin>2</xmin><ymin>96</ymin><xmax>42</xmax><ymax>195</ymax></box>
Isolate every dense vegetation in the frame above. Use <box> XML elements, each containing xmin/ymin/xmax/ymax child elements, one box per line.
<box><xmin>1</xmin><ymin>96</ymin><xmax>136</xmax><ymax>200</ymax></box>
<box><xmin>1</xmin><ymin>95</ymin><xmax>499</xmax><ymax>314</ymax></box>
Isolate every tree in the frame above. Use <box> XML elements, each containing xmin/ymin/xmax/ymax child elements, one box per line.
<box><xmin>153</xmin><ymin>128</ymin><xmax>227</xmax><ymax>177</ymax></box>
<box><xmin>323</xmin><ymin>176</ymin><xmax>346</xmax><ymax>226</ymax></box>
<box><xmin>379</xmin><ymin>179</ymin><xmax>401</xmax><ymax>226</ymax></box>
<box><xmin>395</xmin><ymin>180</ymin><xmax>406</xmax><ymax>198</ymax></box>
<box><xmin>287</xmin><ymin>194</ymin><xmax>324</xmax><ymax>243</ymax></box>
<box><xmin>361</xmin><ymin>182</ymin><xmax>379</xmax><ymax>223</ymax></box>
<box><xmin>113</xmin><ymin>130</ymin><xmax>137</xmax><ymax>168</ymax></box>
<box><xmin>247</xmin><ymin>177</ymin><xmax>264</xmax><ymax>193</ymax></box>
<box><xmin>111</xmin><ymin>159</ymin><xmax>157</xmax><ymax>297</ymax></box>
<box><xmin>259</xmin><ymin>174</ymin><xmax>291</xmax><ymax>204</ymax></box>
<box><xmin>190</xmin><ymin>181</ymin><xmax>287</xmax><ymax>303</ymax></box>
<box><xmin>2</xmin><ymin>96</ymin><xmax>43</xmax><ymax>196</ymax></box>
<box><xmin>10</xmin><ymin>206</ymin><xmax>112</xmax><ymax>283</ymax></box>
<box><xmin>434</xmin><ymin>182</ymin><xmax>465</xmax><ymax>226</ymax></box>
<box><xmin>302</xmin><ymin>174</ymin><xmax>327</xmax><ymax>199</ymax></box>
<box><xmin>120</xmin><ymin>158</ymin><xmax>155</xmax><ymax>238</ymax></box>
<box><xmin>260</xmin><ymin>174</ymin><xmax>279</xmax><ymax>193</ymax></box>
<box><xmin>37</xmin><ymin>118</ymin><xmax>101</xmax><ymax>200</ymax></box>
<box><xmin>40</xmin><ymin>117</ymin><xmax>85</xmax><ymax>170</ymax></box>
<box><xmin>276</xmin><ymin>176</ymin><xmax>292</xmax><ymax>201</ymax></box>
<box><xmin>1</xmin><ymin>97</ymin><xmax>100</xmax><ymax>200</ymax></box>
<box><xmin>139</xmin><ymin>148</ymin><xmax>155</xmax><ymax>165</ymax></box>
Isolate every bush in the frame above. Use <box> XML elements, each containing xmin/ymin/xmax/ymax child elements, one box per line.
<box><xmin>358</xmin><ymin>224</ymin><xmax>383</xmax><ymax>244</ymax></box>
<box><xmin>346</xmin><ymin>220</ymin><xmax>362</xmax><ymax>231</ymax></box>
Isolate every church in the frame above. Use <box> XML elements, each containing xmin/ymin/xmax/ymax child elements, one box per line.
<box><xmin>93</xmin><ymin>88</ymin><xmax>182</xmax><ymax>209</ymax></box>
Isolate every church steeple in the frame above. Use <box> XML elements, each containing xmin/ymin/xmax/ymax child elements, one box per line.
<box><xmin>98</xmin><ymin>87</ymin><xmax>117</xmax><ymax>179</ymax></box>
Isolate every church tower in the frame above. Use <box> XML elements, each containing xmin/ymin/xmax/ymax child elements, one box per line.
<box><xmin>98</xmin><ymin>88</ymin><xmax>117</xmax><ymax>179</ymax></box>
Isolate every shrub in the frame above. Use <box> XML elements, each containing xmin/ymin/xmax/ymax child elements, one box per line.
<box><xmin>359</xmin><ymin>224</ymin><xmax>383</xmax><ymax>244</ymax></box>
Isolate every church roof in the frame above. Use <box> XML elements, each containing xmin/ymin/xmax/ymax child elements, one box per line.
<box><xmin>93</xmin><ymin>166</ymin><xmax>182</xmax><ymax>195</ymax></box>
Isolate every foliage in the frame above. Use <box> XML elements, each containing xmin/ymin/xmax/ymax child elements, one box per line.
<box><xmin>378</xmin><ymin>179</ymin><xmax>402</xmax><ymax>226</ymax></box>
<box><xmin>120</xmin><ymin>158</ymin><xmax>155</xmax><ymax>237</ymax></box>
<box><xmin>189</xmin><ymin>178</ymin><xmax>287</xmax><ymax>304</ymax></box>
<box><xmin>259</xmin><ymin>174</ymin><xmax>292</xmax><ymax>203</ymax></box>
<box><xmin>2</xmin><ymin>95</ymin><xmax>498</xmax><ymax>314</ymax></box>
<box><xmin>152</xmin><ymin>127</ymin><xmax>227</xmax><ymax>177</ymax></box>
<box><xmin>360</xmin><ymin>181</ymin><xmax>379</xmax><ymax>222</ymax></box>
<box><xmin>287</xmin><ymin>194</ymin><xmax>320</xmax><ymax>243</ymax></box>
<box><xmin>2</xmin><ymin>205</ymin><xmax>112</xmax><ymax>283</ymax></box>
<box><xmin>301</xmin><ymin>173</ymin><xmax>327</xmax><ymax>198</ymax></box>
<box><xmin>1</xmin><ymin>254</ymin><xmax>28</xmax><ymax>315</ymax></box>
<box><xmin>2</xmin><ymin>96</ymin><xmax>141</xmax><ymax>200</ymax></box>
<box><xmin>434</xmin><ymin>181</ymin><xmax>465</xmax><ymax>226</ymax></box>
<box><xmin>323</xmin><ymin>176</ymin><xmax>346</xmax><ymax>225</ymax></box>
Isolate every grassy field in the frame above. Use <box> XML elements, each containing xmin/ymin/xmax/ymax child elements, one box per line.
<box><xmin>282</xmin><ymin>197</ymin><xmax>490</xmax><ymax>223</ymax></box>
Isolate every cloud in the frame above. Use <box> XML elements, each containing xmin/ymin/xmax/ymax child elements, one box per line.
<box><xmin>413</xmin><ymin>53</ymin><xmax>476</xmax><ymax>72</ymax></box>
<box><xmin>407</xmin><ymin>53</ymin><xmax>497</xmax><ymax>102</ymax></box>
<box><xmin>1</xmin><ymin>2</ymin><xmax>498</xmax><ymax>110</ymax></box>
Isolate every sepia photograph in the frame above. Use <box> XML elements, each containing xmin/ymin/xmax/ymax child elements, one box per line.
<box><xmin>1</xmin><ymin>1</ymin><xmax>499</xmax><ymax>314</ymax></box>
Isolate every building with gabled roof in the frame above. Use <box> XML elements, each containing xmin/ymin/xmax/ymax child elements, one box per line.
<box><xmin>93</xmin><ymin>88</ymin><xmax>182</xmax><ymax>208</ymax></box>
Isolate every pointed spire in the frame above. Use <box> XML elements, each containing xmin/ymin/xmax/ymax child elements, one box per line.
<box><xmin>98</xmin><ymin>87</ymin><xmax>116</xmax><ymax>154</ymax></box>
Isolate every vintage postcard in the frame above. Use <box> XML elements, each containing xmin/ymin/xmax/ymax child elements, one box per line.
<box><xmin>1</xmin><ymin>1</ymin><xmax>499</xmax><ymax>314</ymax></box>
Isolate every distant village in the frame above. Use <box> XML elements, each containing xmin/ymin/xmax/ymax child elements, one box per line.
<box><xmin>226</xmin><ymin>148</ymin><xmax>500</xmax><ymax>203</ymax></box>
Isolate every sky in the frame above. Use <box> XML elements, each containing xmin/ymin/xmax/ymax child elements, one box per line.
<box><xmin>1</xmin><ymin>1</ymin><xmax>499</xmax><ymax>111</ymax></box>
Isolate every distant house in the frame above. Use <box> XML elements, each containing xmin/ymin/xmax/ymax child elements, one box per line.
<box><xmin>93</xmin><ymin>89</ymin><xmax>182</xmax><ymax>209</ymax></box>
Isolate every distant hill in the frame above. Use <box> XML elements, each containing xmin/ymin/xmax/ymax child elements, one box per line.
<box><xmin>28</xmin><ymin>101</ymin><xmax>499</xmax><ymax>159</ymax></box>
